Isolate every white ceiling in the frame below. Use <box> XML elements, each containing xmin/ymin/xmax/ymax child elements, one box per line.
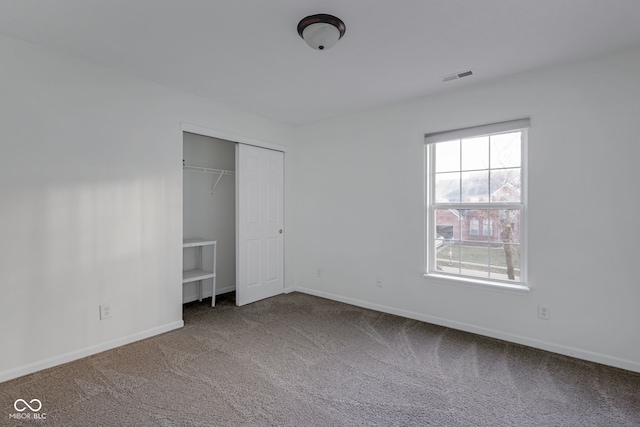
<box><xmin>2</xmin><ymin>0</ymin><xmax>640</xmax><ymax>126</ymax></box>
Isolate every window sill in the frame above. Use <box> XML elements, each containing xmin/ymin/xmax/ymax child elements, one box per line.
<box><xmin>423</xmin><ymin>273</ymin><xmax>530</xmax><ymax>295</ymax></box>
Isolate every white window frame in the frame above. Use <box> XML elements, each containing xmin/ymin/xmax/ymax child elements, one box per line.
<box><xmin>424</xmin><ymin>119</ymin><xmax>529</xmax><ymax>293</ymax></box>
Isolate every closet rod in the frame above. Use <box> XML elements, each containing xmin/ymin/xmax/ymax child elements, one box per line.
<box><xmin>183</xmin><ymin>165</ymin><xmax>235</xmax><ymax>195</ymax></box>
<box><xmin>183</xmin><ymin>165</ymin><xmax>235</xmax><ymax>175</ymax></box>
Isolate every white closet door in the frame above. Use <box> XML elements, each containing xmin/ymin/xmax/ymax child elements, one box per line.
<box><xmin>236</xmin><ymin>144</ymin><xmax>284</xmax><ymax>306</ymax></box>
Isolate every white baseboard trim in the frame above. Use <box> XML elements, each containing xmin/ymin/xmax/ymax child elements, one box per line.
<box><xmin>0</xmin><ymin>321</ymin><xmax>184</xmax><ymax>383</ymax></box>
<box><xmin>182</xmin><ymin>284</ymin><xmax>236</xmax><ymax>304</ymax></box>
<box><xmin>284</xmin><ymin>286</ymin><xmax>295</xmax><ymax>294</ymax></box>
<box><xmin>295</xmin><ymin>286</ymin><xmax>640</xmax><ymax>374</ymax></box>
<box><xmin>216</xmin><ymin>284</ymin><xmax>236</xmax><ymax>295</ymax></box>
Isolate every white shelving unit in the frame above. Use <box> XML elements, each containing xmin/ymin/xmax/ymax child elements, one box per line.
<box><xmin>182</xmin><ymin>238</ymin><xmax>217</xmax><ymax>307</ymax></box>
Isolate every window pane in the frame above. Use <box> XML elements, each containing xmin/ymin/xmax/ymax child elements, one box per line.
<box><xmin>435</xmin><ymin>140</ymin><xmax>460</xmax><ymax>173</ymax></box>
<box><xmin>490</xmin><ymin>168</ymin><xmax>521</xmax><ymax>202</ymax></box>
<box><xmin>489</xmin><ymin>244</ymin><xmax>520</xmax><ymax>281</ymax></box>
<box><xmin>435</xmin><ymin>209</ymin><xmax>460</xmax><ymax>241</ymax></box>
<box><xmin>463</xmin><ymin>209</ymin><xmax>489</xmax><ymax>241</ymax></box>
<box><xmin>435</xmin><ymin>172</ymin><xmax>460</xmax><ymax>202</ymax></box>
<box><xmin>490</xmin><ymin>132</ymin><xmax>521</xmax><ymax>169</ymax></box>
<box><xmin>460</xmin><ymin>243</ymin><xmax>489</xmax><ymax>278</ymax></box>
<box><xmin>436</xmin><ymin>241</ymin><xmax>460</xmax><ymax>274</ymax></box>
<box><xmin>461</xmin><ymin>171</ymin><xmax>489</xmax><ymax>202</ymax></box>
<box><xmin>490</xmin><ymin>209</ymin><xmax>521</xmax><ymax>244</ymax></box>
<box><xmin>461</xmin><ymin>136</ymin><xmax>489</xmax><ymax>171</ymax></box>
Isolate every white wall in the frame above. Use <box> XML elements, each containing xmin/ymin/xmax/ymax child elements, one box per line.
<box><xmin>2</xmin><ymin>26</ymin><xmax>637</xmax><ymax>382</ymax></box>
<box><xmin>0</xmin><ymin>34</ymin><xmax>294</xmax><ymax>381</ymax></box>
<box><xmin>183</xmin><ymin>133</ymin><xmax>236</xmax><ymax>300</ymax></box>
<box><xmin>292</xmin><ymin>46</ymin><xmax>640</xmax><ymax>372</ymax></box>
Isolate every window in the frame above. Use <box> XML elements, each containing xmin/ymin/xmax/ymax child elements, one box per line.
<box><xmin>425</xmin><ymin>119</ymin><xmax>528</xmax><ymax>285</ymax></box>
<box><xmin>482</xmin><ymin>219</ymin><xmax>492</xmax><ymax>236</ymax></box>
<box><xmin>469</xmin><ymin>220</ymin><xmax>479</xmax><ymax>236</ymax></box>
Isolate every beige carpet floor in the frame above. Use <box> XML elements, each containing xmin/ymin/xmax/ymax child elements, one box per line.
<box><xmin>1</xmin><ymin>292</ymin><xmax>639</xmax><ymax>426</ymax></box>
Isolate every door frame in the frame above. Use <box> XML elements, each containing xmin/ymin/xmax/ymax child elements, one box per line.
<box><xmin>181</xmin><ymin>123</ymin><xmax>288</xmax><ymax>153</ymax></box>
<box><xmin>180</xmin><ymin>122</ymin><xmax>287</xmax><ymax>304</ymax></box>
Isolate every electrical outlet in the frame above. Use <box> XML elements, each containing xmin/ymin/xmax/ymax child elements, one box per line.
<box><xmin>316</xmin><ymin>267</ymin><xmax>324</xmax><ymax>278</ymax></box>
<box><xmin>100</xmin><ymin>304</ymin><xmax>112</xmax><ymax>320</ymax></box>
<box><xmin>376</xmin><ymin>277</ymin><xmax>383</xmax><ymax>288</ymax></box>
<box><xmin>538</xmin><ymin>304</ymin><xmax>550</xmax><ymax>320</ymax></box>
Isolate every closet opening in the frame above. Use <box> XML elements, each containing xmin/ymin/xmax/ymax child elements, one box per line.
<box><xmin>182</xmin><ymin>132</ymin><xmax>236</xmax><ymax>307</ymax></box>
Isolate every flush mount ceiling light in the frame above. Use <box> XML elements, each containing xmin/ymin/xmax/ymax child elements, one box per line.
<box><xmin>297</xmin><ymin>14</ymin><xmax>346</xmax><ymax>51</ymax></box>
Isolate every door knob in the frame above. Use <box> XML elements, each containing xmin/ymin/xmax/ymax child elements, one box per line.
<box><xmin>279</xmin><ymin>229</ymin><xmax>283</xmax><ymax>234</ymax></box>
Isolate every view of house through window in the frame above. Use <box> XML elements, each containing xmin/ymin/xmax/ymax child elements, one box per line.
<box><xmin>426</xmin><ymin>119</ymin><xmax>528</xmax><ymax>283</ymax></box>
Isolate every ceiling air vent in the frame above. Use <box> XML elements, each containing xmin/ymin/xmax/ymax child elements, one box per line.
<box><xmin>442</xmin><ymin>70</ymin><xmax>474</xmax><ymax>83</ymax></box>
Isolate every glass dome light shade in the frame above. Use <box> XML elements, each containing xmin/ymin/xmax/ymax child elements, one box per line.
<box><xmin>297</xmin><ymin>14</ymin><xmax>346</xmax><ymax>51</ymax></box>
<box><xmin>302</xmin><ymin>22</ymin><xmax>341</xmax><ymax>50</ymax></box>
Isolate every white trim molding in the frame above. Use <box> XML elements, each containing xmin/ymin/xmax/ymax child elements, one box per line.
<box><xmin>181</xmin><ymin>123</ymin><xmax>288</xmax><ymax>153</ymax></box>
<box><xmin>294</xmin><ymin>286</ymin><xmax>640</xmax><ymax>374</ymax></box>
<box><xmin>0</xmin><ymin>321</ymin><xmax>184</xmax><ymax>383</ymax></box>
<box><xmin>182</xmin><ymin>284</ymin><xmax>237</xmax><ymax>304</ymax></box>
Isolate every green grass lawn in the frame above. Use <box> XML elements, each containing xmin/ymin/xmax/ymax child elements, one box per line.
<box><xmin>436</xmin><ymin>243</ymin><xmax>520</xmax><ymax>274</ymax></box>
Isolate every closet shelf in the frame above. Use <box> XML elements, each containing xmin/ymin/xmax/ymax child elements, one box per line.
<box><xmin>183</xmin><ymin>165</ymin><xmax>235</xmax><ymax>175</ymax></box>
<box><xmin>184</xmin><ymin>165</ymin><xmax>235</xmax><ymax>194</ymax></box>
<box><xmin>183</xmin><ymin>237</ymin><xmax>217</xmax><ymax>247</ymax></box>
<box><xmin>182</xmin><ymin>238</ymin><xmax>217</xmax><ymax>307</ymax></box>
<box><xmin>182</xmin><ymin>269</ymin><xmax>215</xmax><ymax>283</ymax></box>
